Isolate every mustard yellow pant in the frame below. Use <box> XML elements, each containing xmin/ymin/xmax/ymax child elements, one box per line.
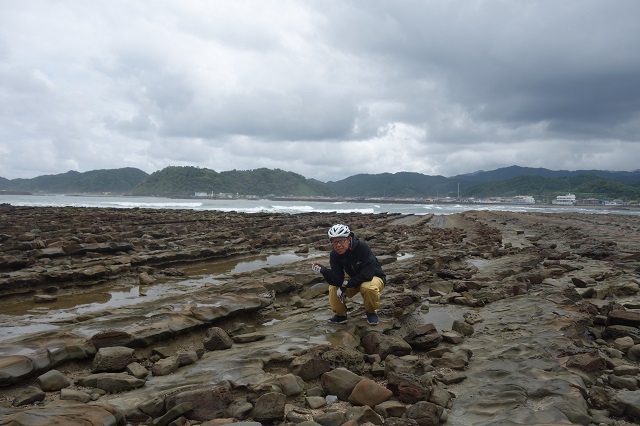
<box><xmin>329</xmin><ymin>276</ymin><xmax>385</xmax><ymax>316</ymax></box>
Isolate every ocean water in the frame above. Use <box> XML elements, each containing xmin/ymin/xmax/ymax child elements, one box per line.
<box><xmin>2</xmin><ymin>194</ymin><xmax>639</xmax><ymax>216</ymax></box>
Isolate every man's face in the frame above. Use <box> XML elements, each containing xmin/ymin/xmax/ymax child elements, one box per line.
<box><xmin>330</xmin><ymin>237</ymin><xmax>350</xmax><ymax>254</ymax></box>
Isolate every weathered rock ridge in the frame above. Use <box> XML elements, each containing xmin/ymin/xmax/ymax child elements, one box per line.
<box><xmin>0</xmin><ymin>205</ymin><xmax>640</xmax><ymax>425</ymax></box>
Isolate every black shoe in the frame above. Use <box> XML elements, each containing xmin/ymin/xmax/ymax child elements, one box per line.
<box><xmin>366</xmin><ymin>312</ymin><xmax>379</xmax><ymax>325</ymax></box>
<box><xmin>327</xmin><ymin>315</ymin><xmax>348</xmax><ymax>324</ymax></box>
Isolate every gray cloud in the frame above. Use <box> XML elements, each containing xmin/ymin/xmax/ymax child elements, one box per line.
<box><xmin>0</xmin><ymin>0</ymin><xmax>639</xmax><ymax>182</ymax></box>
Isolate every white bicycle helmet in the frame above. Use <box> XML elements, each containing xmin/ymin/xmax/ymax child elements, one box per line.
<box><xmin>328</xmin><ymin>224</ymin><xmax>350</xmax><ymax>239</ymax></box>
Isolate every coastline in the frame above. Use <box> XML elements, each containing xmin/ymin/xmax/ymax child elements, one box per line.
<box><xmin>270</xmin><ymin>195</ymin><xmax>639</xmax><ymax>210</ymax></box>
<box><xmin>2</xmin><ymin>193</ymin><xmax>640</xmax><ymax>218</ymax></box>
<box><xmin>1</xmin><ymin>206</ymin><xmax>640</xmax><ymax>424</ymax></box>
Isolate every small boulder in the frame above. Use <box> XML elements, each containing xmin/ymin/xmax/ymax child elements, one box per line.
<box><xmin>203</xmin><ymin>327</ymin><xmax>234</xmax><ymax>351</ymax></box>
<box><xmin>37</xmin><ymin>369</ymin><xmax>71</xmax><ymax>391</ymax></box>
<box><xmin>12</xmin><ymin>386</ymin><xmax>45</xmax><ymax>406</ymax></box>
<box><xmin>348</xmin><ymin>378</ymin><xmax>393</xmax><ymax>407</ymax></box>
<box><xmin>92</xmin><ymin>346</ymin><xmax>135</xmax><ymax>373</ymax></box>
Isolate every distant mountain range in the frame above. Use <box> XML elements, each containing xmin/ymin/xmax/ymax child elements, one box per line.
<box><xmin>1</xmin><ymin>165</ymin><xmax>639</xmax><ymax>201</ymax></box>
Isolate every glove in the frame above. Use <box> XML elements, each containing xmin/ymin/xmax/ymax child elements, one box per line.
<box><xmin>337</xmin><ymin>281</ymin><xmax>348</xmax><ymax>301</ymax></box>
<box><xmin>311</xmin><ymin>263</ymin><xmax>323</xmax><ymax>273</ymax></box>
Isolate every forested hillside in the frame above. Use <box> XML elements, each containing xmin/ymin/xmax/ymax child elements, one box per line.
<box><xmin>130</xmin><ymin>166</ymin><xmax>335</xmax><ymax>197</ymax></box>
<box><xmin>0</xmin><ymin>168</ymin><xmax>148</xmax><ymax>194</ymax></box>
<box><xmin>326</xmin><ymin>172</ymin><xmax>455</xmax><ymax>198</ymax></box>
<box><xmin>462</xmin><ymin>174</ymin><xmax>640</xmax><ymax>202</ymax></box>
<box><xmin>455</xmin><ymin>165</ymin><xmax>640</xmax><ymax>185</ymax></box>
<box><xmin>1</xmin><ymin>166</ymin><xmax>638</xmax><ymax>201</ymax></box>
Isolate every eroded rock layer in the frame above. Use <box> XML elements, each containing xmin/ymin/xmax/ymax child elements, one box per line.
<box><xmin>0</xmin><ymin>205</ymin><xmax>639</xmax><ymax>425</ymax></box>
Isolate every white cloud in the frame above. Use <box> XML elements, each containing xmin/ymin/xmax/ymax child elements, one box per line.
<box><xmin>0</xmin><ymin>0</ymin><xmax>639</xmax><ymax>181</ymax></box>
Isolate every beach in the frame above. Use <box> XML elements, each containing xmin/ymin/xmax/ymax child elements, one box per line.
<box><xmin>1</xmin><ymin>205</ymin><xmax>640</xmax><ymax>425</ymax></box>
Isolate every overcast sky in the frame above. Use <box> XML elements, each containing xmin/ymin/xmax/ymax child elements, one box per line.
<box><xmin>1</xmin><ymin>1</ymin><xmax>639</xmax><ymax>182</ymax></box>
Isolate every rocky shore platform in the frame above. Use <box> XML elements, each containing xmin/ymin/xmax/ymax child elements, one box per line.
<box><xmin>1</xmin><ymin>204</ymin><xmax>640</xmax><ymax>425</ymax></box>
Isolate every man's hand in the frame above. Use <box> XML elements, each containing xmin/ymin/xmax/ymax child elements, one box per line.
<box><xmin>311</xmin><ymin>262</ymin><xmax>323</xmax><ymax>273</ymax></box>
<box><xmin>337</xmin><ymin>280</ymin><xmax>348</xmax><ymax>302</ymax></box>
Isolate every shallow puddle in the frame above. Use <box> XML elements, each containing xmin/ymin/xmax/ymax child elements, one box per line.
<box><xmin>0</xmin><ymin>251</ymin><xmax>313</xmax><ymax>343</ymax></box>
<box><xmin>419</xmin><ymin>304</ymin><xmax>466</xmax><ymax>331</ymax></box>
<box><xmin>467</xmin><ymin>258</ymin><xmax>489</xmax><ymax>269</ymax></box>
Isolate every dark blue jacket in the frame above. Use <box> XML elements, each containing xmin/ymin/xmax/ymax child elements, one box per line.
<box><xmin>320</xmin><ymin>233</ymin><xmax>386</xmax><ymax>288</ymax></box>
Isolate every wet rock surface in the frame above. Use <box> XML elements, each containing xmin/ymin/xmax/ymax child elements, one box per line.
<box><xmin>1</xmin><ymin>205</ymin><xmax>640</xmax><ymax>425</ymax></box>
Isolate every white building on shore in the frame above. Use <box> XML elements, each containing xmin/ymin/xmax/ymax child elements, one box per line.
<box><xmin>552</xmin><ymin>194</ymin><xmax>576</xmax><ymax>205</ymax></box>
<box><xmin>502</xmin><ymin>195</ymin><xmax>536</xmax><ymax>204</ymax></box>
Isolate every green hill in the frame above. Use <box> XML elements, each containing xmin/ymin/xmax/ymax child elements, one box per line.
<box><xmin>131</xmin><ymin>166</ymin><xmax>336</xmax><ymax>197</ymax></box>
<box><xmin>1</xmin><ymin>166</ymin><xmax>638</xmax><ymax>202</ymax></box>
<box><xmin>462</xmin><ymin>174</ymin><xmax>640</xmax><ymax>202</ymax></box>
<box><xmin>456</xmin><ymin>165</ymin><xmax>640</xmax><ymax>185</ymax></box>
<box><xmin>4</xmin><ymin>168</ymin><xmax>148</xmax><ymax>194</ymax></box>
<box><xmin>326</xmin><ymin>172</ymin><xmax>456</xmax><ymax>198</ymax></box>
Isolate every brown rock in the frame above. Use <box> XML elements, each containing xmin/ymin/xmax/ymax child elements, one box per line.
<box><xmin>203</xmin><ymin>327</ymin><xmax>233</xmax><ymax>351</ymax></box>
<box><xmin>348</xmin><ymin>378</ymin><xmax>393</xmax><ymax>407</ymax></box>
<box><xmin>566</xmin><ymin>353</ymin><xmax>607</xmax><ymax>374</ymax></box>
<box><xmin>607</xmin><ymin>309</ymin><xmax>640</xmax><ymax>327</ymax></box>
<box><xmin>386</xmin><ymin>372</ymin><xmax>432</xmax><ymax>404</ymax></box>
<box><xmin>320</xmin><ymin>368</ymin><xmax>363</xmax><ymax>401</ymax></box>
<box><xmin>290</xmin><ymin>354</ymin><xmax>332</xmax><ymax>381</ymax></box>
<box><xmin>403</xmin><ymin>324</ymin><xmax>442</xmax><ymax>350</ymax></box>
<box><xmin>360</xmin><ymin>331</ymin><xmax>412</xmax><ymax>360</ymax></box>
<box><xmin>252</xmin><ymin>392</ymin><xmax>286</xmax><ymax>423</ymax></box>
<box><xmin>165</xmin><ymin>385</ymin><xmax>233</xmax><ymax>422</ymax></box>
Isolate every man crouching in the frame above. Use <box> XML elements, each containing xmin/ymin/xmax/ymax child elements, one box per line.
<box><xmin>311</xmin><ymin>224</ymin><xmax>386</xmax><ymax>325</ymax></box>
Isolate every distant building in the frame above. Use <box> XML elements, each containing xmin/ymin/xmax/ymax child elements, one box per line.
<box><xmin>552</xmin><ymin>194</ymin><xmax>576</xmax><ymax>205</ymax></box>
<box><xmin>502</xmin><ymin>195</ymin><xmax>535</xmax><ymax>204</ymax></box>
<box><xmin>580</xmin><ymin>198</ymin><xmax>600</xmax><ymax>205</ymax></box>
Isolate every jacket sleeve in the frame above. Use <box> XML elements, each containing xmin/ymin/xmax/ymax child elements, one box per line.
<box><xmin>320</xmin><ymin>251</ymin><xmax>346</xmax><ymax>286</ymax></box>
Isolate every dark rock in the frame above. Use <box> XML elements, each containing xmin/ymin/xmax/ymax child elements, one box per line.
<box><xmin>152</xmin><ymin>402</ymin><xmax>193</xmax><ymax>426</ymax></box>
<box><xmin>451</xmin><ymin>319</ymin><xmax>474</xmax><ymax>336</ymax></box>
<box><xmin>92</xmin><ymin>346</ymin><xmax>136</xmax><ymax>373</ymax></box>
<box><xmin>76</xmin><ymin>372</ymin><xmax>145</xmax><ymax>393</ymax></box>
<box><xmin>126</xmin><ymin>362</ymin><xmax>149</xmax><ymax>379</ymax></box>
<box><xmin>436</xmin><ymin>269</ymin><xmax>464</xmax><ymax>280</ymax></box>
<box><xmin>90</xmin><ymin>330</ymin><xmax>135</xmax><ymax>349</ymax></box>
<box><xmin>405</xmin><ymin>400</ymin><xmax>443</xmax><ymax>426</ymax></box>
<box><xmin>290</xmin><ymin>354</ymin><xmax>332</xmax><ymax>381</ymax></box>
<box><xmin>360</xmin><ymin>331</ymin><xmax>412</xmax><ymax>360</ymax></box>
<box><xmin>151</xmin><ymin>356</ymin><xmax>180</xmax><ymax>376</ymax></box>
<box><xmin>165</xmin><ymin>385</ymin><xmax>234</xmax><ymax>422</ymax></box>
<box><xmin>322</xmin><ymin>345</ymin><xmax>366</xmax><ymax>374</ymax></box>
<box><xmin>603</xmin><ymin>325</ymin><xmax>640</xmax><ymax>344</ymax></box>
<box><xmin>202</xmin><ymin>327</ymin><xmax>234</xmax><ymax>351</ymax></box>
<box><xmin>60</xmin><ymin>388</ymin><xmax>92</xmax><ymax>403</ymax></box>
<box><xmin>607</xmin><ymin>309</ymin><xmax>640</xmax><ymax>327</ymax></box>
<box><xmin>566</xmin><ymin>352</ymin><xmax>607</xmax><ymax>374</ymax></box>
<box><xmin>373</xmin><ymin>400</ymin><xmax>407</xmax><ymax>419</ymax></box>
<box><xmin>386</xmin><ymin>371</ymin><xmax>433</xmax><ymax>404</ymax></box>
<box><xmin>12</xmin><ymin>386</ymin><xmax>45</xmax><ymax>406</ymax></box>
<box><xmin>320</xmin><ymin>368</ymin><xmax>363</xmax><ymax>401</ymax></box>
<box><xmin>608</xmin><ymin>390</ymin><xmax>640</xmax><ymax>418</ymax></box>
<box><xmin>344</xmin><ymin>405</ymin><xmax>383</xmax><ymax>425</ymax></box>
<box><xmin>232</xmin><ymin>332</ymin><xmax>266</xmax><ymax>343</ymax></box>
<box><xmin>313</xmin><ymin>411</ymin><xmax>344</xmax><ymax>426</ymax></box>
<box><xmin>404</xmin><ymin>324</ymin><xmax>442</xmax><ymax>350</ymax></box>
<box><xmin>252</xmin><ymin>392</ymin><xmax>286</xmax><ymax>423</ymax></box>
